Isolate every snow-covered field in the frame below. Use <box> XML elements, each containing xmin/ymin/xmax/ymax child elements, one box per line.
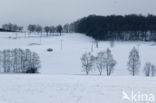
<box><xmin>0</xmin><ymin>32</ymin><xmax>155</xmax><ymax>103</ymax></box>
<box><xmin>0</xmin><ymin>74</ymin><xmax>155</xmax><ymax>103</ymax></box>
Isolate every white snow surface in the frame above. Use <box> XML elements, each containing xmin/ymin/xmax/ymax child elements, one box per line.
<box><xmin>0</xmin><ymin>32</ymin><xmax>155</xmax><ymax>103</ymax></box>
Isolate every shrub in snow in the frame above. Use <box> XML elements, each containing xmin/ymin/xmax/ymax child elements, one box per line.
<box><xmin>47</xmin><ymin>48</ymin><xmax>53</xmax><ymax>52</ymax></box>
<box><xmin>0</xmin><ymin>49</ymin><xmax>41</xmax><ymax>73</ymax></box>
<box><xmin>144</xmin><ymin>62</ymin><xmax>156</xmax><ymax>77</ymax></box>
<box><xmin>127</xmin><ymin>47</ymin><xmax>140</xmax><ymax>76</ymax></box>
<box><xmin>81</xmin><ymin>52</ymin><xmax>95</xmax><ymax>75</ymax></box>
<box><xmin>26</xmin><ymin>68</ymin><xmax>38</xmax><ymax>73</ymax></box>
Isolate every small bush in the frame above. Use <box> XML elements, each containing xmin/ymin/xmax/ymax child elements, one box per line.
<box><xmin>47</xmin><ymin>48</ymin><xmax>53</xmax><ymax>52</ymax></box>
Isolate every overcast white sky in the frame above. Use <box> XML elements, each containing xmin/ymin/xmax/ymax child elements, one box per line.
<box><xmin>0</xmin><ymin>0</ymin><xmax>156</xmax><ymax>27</ymax></box>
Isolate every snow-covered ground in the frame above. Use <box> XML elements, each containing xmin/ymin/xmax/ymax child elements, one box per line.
<box><xmin>0</xmin><ymin>74</ymin><xmax>155</xmax><ymax>103</ymax></box>
<box><xmin>0</xmin><ymin>32</ymin><xmax>156</xmax><ymax>75</ymax></box>
<box><xmin>0</xmin><ymin>32</ymin><xmax>155</xmax><ymax>103</ymax></box>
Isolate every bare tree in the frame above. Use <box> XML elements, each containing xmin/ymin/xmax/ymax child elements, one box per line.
<box><xmin>30</xmin><ymin>52</ymin><xmax>41</xmax><ymax>73</ymax></box>
<box><xmin>144</xmin><ymin>62</ymin><xmax>151</xmax><ymax>76</ymax></box>
<box><xmin>57</xmin><ymin>25</ymin><xmax>63</xmax><ymax>36</ymax></box>
<box><xmin>0</xmin><ymin>51</ymin><xmax>3</xmax><ymax>72</ymax></box>
<box><xmin>151</xmin><ymin>65</ymin><xmax>156</xmax><ymax>77</ymax></box>
<box><xmin>49</xmin><ymin>26</ymin><xmax>55</xmax><ymax>36</ymax></box>
<box><xmin>36</xmin><ymin>25</ymin><xmax>42</xmax><ymax>34</ymax></box>
<box><xmin>63</xmin><ymin>24</ymin><xmax>70</xmax><ymax>33</ymax></box>
<box><xmin>127</xmin><ymin>47</ymin><xmax>140</xmax><ymax>76</ymax></box>
<box><xmin>3</xmin><ymin>50</ymin><xmax>8</xmax><ymax>72</ymax></box>
<box><xmin>18</xmin><ymin>26</ymin><xmax>23</xmax><ymax>32</ymax></box>
<box><xmin>81</xmin><ymin>52</ymin><xmax>95</xmax><ymax>75</ymax></box>
<box><xmin>12</xmin><ymin>49</ymin><xmax>18</xmax><ymax>72</ymax></box>
<box><xmin>27</xmin><ymin>24</ymin><xmax>36</xmax><ymax>33</ymax></box>
<box><xmin>96</xmin><ymin>51</ymin><xmax>106</xmax><ymax>75</ymax></box>
<box><xmin>44</xmin><ymin>26</ymin><xmax>50</xmax><ymax>36</ymax></box>
<box><xmin>144</xmin><ymin>62</ymin><xmax>156</xmax><ymax>77</ymax></box>
<box><xmin>105</xmin><ymin>48</ymin><xmax>116</xmax><ymax>76</ymax></box>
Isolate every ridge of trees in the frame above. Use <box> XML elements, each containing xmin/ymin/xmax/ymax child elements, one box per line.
<box><xmin>73</xmin><ymin>14</ymin><xmax>156</xmax><ymax>41</ymax></box>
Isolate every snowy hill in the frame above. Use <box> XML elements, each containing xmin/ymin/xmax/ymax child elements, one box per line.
<box><xmin>0</xmin><ymin>32</ymin><xmax>156</xmax><ymax>103</ymax></box>
<box><xmin>0</xmin><ymin>32</ymin><xmax>156</xmax><ymax>75</ymax></box>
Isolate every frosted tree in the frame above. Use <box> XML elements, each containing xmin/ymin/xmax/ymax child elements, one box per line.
<box><xmin>29</xmin><ymin>52</ymin><xmax>41</xmax><ymax>73</ymax></box>
<box><xmin>12</xmin><ymin>49</ymin><xmax>19</xmax><ymax>72</ymax></box>
<box><xmin>6</xmin><ymin>50</ymin><xmax>13</xmax><ymax>72</ymax></box>
<box><xmin>0</xmin><ymin>51</ymin><xmax>3</xmax><ymax>72</ymax></box>
<box><xmin>18</xmin><ymin>49</ymin><xmax>25</xmax><ymax>72</ymax></box>
<box><xmin>105</xmin><ymin>48</ymin><xmax>116</xmax><ymax>76</ymax></box>
<box><xmin>151</xmin><ymin>65</ymin><xmax>156</xmax><ymax>77</ymax></box>
<box><xmin>144</xmin><ymin>62</ymin><xmax>151</xmax><ymax>76</ymax></box>
<box><xmin>127</xmin><ymin>47</ymin><xmax>140</xmax><ymax>76</ymax></box>
<box><xmin>144</xmin><ymin>62</ymin><xmax>156</xmax><ymax>77</ymax></box>
<box><xmin>96</xmin><ymin>51</ymin><xmax>107</xmax><ymax>75</ymax></box>
<box><xmin>2</xmin><ymin>50</ymin><xmax>7</xmax><ymax>72</ymax></box>
<box><xmin>2</xmin><ymin>50</ymin><xmax>13</xmax><ymax>72</ymax></box>
<box><xmin>23</xmin><ymin>49</ymin><xmax>32</xmax><ymax>72</ymax></box>
<box><xmin>81</xmin><ymin>52</ymin><xmax>95</xmax><ymax>75</ymax></box>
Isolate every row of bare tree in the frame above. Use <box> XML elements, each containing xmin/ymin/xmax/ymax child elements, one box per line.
<box><xmin>27</xmin><ymin>24</ymin><xmax>63</xmax><ymax>36</ymax></box>
<box><xmin>81</xmin><ymin>47</ymin><xmax>156</xmax><ymax>76</ymax></box>
<box><xmin>1</xmin><ymin>23</ymin><xmax>75</xmax><ymax>35</ymax></box>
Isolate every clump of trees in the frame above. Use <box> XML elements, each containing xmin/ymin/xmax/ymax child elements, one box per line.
<box><xmin>81</xmin><ymin>48</ymin><xmax>116</xmax><ymax>76</ymax></box>
<box><xmin>27</xmin><ymin>24</ymin><xmax>42</xmax><ymax>34</ymax></box>
<box><xmin>0</xmin><ymin>49</ymin><xmax>41</xmax><ymax>73</ymax></box>
<box><xmin>44</xmin><ymin>26</ymin><xmax>55</xmax><ymax>36</ymax></box>
<box><xmin>96</xmin><ymin>49</ymin><xmax>116</xmax><ymax>76</ymax></box>
<box><xmin>1</xmin><ymin>23</ymin><xmax>23</xmax><ymax>32</ymax></box>
<box><xmin>73</xmin><ymin>14</ymin><xmax>156</xmax><ymax>41</ymax></box>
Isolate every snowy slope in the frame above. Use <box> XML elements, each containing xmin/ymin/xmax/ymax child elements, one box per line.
<box><xmin>0</xmin><ymin>32</ymin><xmax>156</xmax><ymax>75</ymax></box>
<box><xmin>0</xmin><ymin>32</ymin><xmax>156</xmax><ymax>103</ymax></box>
